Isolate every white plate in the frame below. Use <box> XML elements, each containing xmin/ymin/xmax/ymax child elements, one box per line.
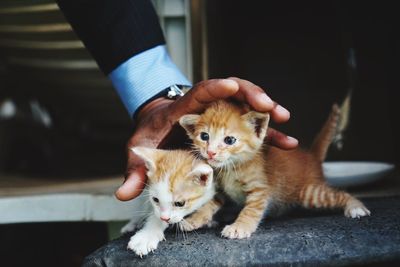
<box><xmin>323</xmin><ymin>161</ymin><xmax>395</xmax><ymax>187</ymax></box>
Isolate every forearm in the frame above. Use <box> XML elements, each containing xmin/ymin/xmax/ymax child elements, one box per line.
<box><xmin>56</xmin><ymin>0</ymin><xmax>165</xmax><ymax>74</ymax></box>
<box><xmin>57</xmin><ymin>0</ymin><xmax>191</xmax><ymax>118</ymax></box>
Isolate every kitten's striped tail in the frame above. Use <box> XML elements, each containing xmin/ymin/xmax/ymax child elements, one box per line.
<box><xmin>310</xmin><ymin>103</ymin><xmax>340</xmax><ymax>162</ymax></box>
<box><xmin>299</xmin><ymin>183</ymin><xmax>370</xmax><ymax>218</ymax></box>
<box><xmin>311</xmin><ymin>92</ymin><xmax>352</xmax><ymax>161</ymax></box>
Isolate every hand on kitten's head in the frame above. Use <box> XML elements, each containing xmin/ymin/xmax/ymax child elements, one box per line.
<box><xmin>116</xmin><ymin>78</ymin><xmax>298</xmax><ymax>201</ymax></box>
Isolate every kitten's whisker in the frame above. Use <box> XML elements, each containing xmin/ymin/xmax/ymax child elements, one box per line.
<box><xmin>139</xmin><ymin>192</ymin><xmax>150</xmax><ymax>198</ymax></box>
<box><xmin>191</xmin><ymin>228</ymin><xmax>199</xmax><ymax>237</ymax></box>
<box><xmin>139</xmin><ymin>182</ymin><xmax>151</xmax><ymax>188</ymax></box>
<box><xmin>183</xmin><ymin>227</ymin><xmax>188</xmax><ymax>241</ymax></box>
<box><xmin>132</xmin><ymin>211</ymin><xmax>151</xmax><ymax>214</ymax></box>
<box><xmin>183</xmin><ymin>219</ymin><xmax>199</xmax><ymax>239</ymax></box>
<box><xmin>137</xmin><ymin>191</ymin><xmax>151</xmax><ymax>199</ymax></box>
<box><xmin>182</xmin><ymin>219</ymin><xmax>200</xmax><ymax>238</ymax></box>
<box><xmin>143</xmin><ymin>199</ymin><xmax>152</xmax><ymax>206</ymax></box>
<box><xmin>175</xmin><ymin>222</ymin><xmax>182</xmax><ymax>241</ymax></box>
<box><xmin>178</xmin><ymin>221</ymin><xmax>189</xmax><ymax>241</ymax></box>
<box><xmin>222</xmin><ymin>162</ymin><xmax>229</xmax><ymax>177</ymax></box>
<box><xmin>229</xmin><ymin>158</ymin><xmax>238</xmax><ymax>178</ymax></box>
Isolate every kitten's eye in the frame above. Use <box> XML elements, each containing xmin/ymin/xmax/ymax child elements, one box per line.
<box><xmin>200</xmin><ymin>132</ymin><xmax>209</xmax><ymax>141</ymax></box>
<box><xmin>152</xmin><ymin>197</ymin><xmax>159</xmax><ymax>203</ymax></box>
<box><xmin>174</xmin><ymin>201</ymin><xmax>185</xmax><ymax>207</ymax></box>
<box><xmin>224</xmin><ymin>136</ymin><xmax>237</xmax><ymax>145</ymax></box>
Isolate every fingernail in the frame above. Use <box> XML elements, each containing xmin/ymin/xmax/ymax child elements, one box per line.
<box><xmin>221</xmin><ymin>79</ymin><xmax>239</xmax><ymax>88</ymax></box>
<box><xmin>275</xmin><ymin>104</ymin><xmax>290</xmax><ymax>117</ymax></box>
<box><xmin>260</xmin><ymin>94</ymin><xmax>273</xmax><ymax>105</ymax></box>
<box><xmin>287</xmin><ymin>136</ymin><xmax>298</xmax><ymax>144</ymax></box>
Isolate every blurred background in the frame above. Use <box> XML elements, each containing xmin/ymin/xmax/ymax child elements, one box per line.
<box><xmin>0</xmin><ymin>0</ymin><xmax>398</xmax><ymax>266</ymax></box>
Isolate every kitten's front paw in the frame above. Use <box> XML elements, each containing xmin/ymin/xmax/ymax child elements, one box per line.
<box><xmin>345</xmin><ymin>200</ymin><xmax>371</xmax><ymax>219</ymax></box>
<box><xmin>221</xmin><ymin>223</ymin><xmax>256</xmax><ymax>239</ymax></box>
<box><xmin>345</xmin><ymin>204</ymin><xmax>371</xmax><ymax>218</ymax></box>
<box><xmin>179</xmin><ymin>220</ymin><xmax>196</xmax><ymax>232</ymax></box>
<box><xmin>127</xmin><ymin>231</ymin><xmax>164</xmax><ymax>257</ymax></box>
<box><xmin>180</xmin><ymin>214</ymin><xmax>212</xmax><ymax>232</ymax></box>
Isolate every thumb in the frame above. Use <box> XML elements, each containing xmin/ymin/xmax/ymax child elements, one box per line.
<box><xmin>115</xmin><ymin>164</ymin><xmax>147</xmax><ymax>201</ymax></box>
<box><xmin>115</xmin><ymin>145</ymin><xmax>149</xmax><ymax>201</ymax></box>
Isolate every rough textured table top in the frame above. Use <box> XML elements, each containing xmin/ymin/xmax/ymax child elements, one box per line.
<box><xmin>83</xmin><ymin>197</ymin><xmax>400</xmax><ymax>267</ymax></box>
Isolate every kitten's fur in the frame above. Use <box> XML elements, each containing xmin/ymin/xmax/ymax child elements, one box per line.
<box><xmin>179</xmin><ymin>100</ymin><xmax>370</xmax><ymax>239</ymax></box>
<box><xmin>121</xmin><ymin>147</ymin><xmax>214</xmax><ymax>256</ymax></box>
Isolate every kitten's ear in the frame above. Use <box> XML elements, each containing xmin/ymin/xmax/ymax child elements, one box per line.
<box><xmin>130</xmin><ymin>147</ymin><xmax>157</xmax><ymax>175</ymax></box>
<box><xmin>179</xmin><ymin>114</ymin><xmax>201</xmax><ymax>137</ymax></box>
<box><xmin>190</xmin><ymin>163</ymin><xmax>213</xmax><ymax>186</ymax></box>
<box><xmin>241</xmin><ymin>111</ymin><xmax>270</xmax><ymax>139</ymax></box>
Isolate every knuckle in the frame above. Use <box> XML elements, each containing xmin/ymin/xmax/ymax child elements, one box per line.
<box><xmin>249</xmin><ymin>83</ymin><xmax>265</xmax><ymax>94</ymax></box>
<box><xmin>193</xmin><ymin>80</ymin><xmax>210</xmax><ymax>89</ymax></box>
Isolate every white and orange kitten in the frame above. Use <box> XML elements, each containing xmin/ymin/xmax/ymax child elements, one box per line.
<box><xmin>179</xmin><ymin>100</ymin><xmax>370</xmax><ymax>239</ymax></box>
<box><xmin>121</xmin><ymin>147</ymin><xmax>214</xmax><ymax>256</ymax></box>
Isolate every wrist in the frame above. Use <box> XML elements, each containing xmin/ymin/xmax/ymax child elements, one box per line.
<box><xmin>132</xmin><ymin>85</ymin><xmax>189</xmax><ymax>123</ymax></box>
<box><xmin>109</xmin><ymin>45</ymin><xmax>191</xmax><ymax>117</ymax></box>
<box><xmin>134</xmin><ymin>97</ymin><xmax>174</xmax><ymax>124</ymax></box>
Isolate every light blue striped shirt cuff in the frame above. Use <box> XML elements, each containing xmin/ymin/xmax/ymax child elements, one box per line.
<box><xmin>109</xmin><ymin>45</ymin><xmax>192</xmax><ymax>118</ymax></box>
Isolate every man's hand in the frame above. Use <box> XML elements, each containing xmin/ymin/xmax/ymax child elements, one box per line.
<box><xmin>115</xmin><ymin>78</ymin><xmax>298</xmax><ymax>201</ymax></box>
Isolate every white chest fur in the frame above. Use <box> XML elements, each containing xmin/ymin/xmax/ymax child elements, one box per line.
<box><xmin>218</xmin><ymin>170</ymin><xmax>246</xmax><ymax>204</ymax></box>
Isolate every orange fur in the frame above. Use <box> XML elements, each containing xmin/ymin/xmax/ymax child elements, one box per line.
<box><xmin>179</xmin><ymin>100</ymin><xmax>370</xmax><ymax>239</ymax></box>
<box><xmin>310</xmin><ymin>103</ymin><xmax>340</xmax><ymax>162</ymax></box>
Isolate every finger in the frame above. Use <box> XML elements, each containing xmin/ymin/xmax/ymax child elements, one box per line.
<box><xmin>228</xmin><ymin>77</ymin><xmax>291</xmax><ymax>123</ymax></box>
<box><xmin>270</xmin><ymin>102</ymin><xmax>291</xmax><ymax>124</ymax></box>
<box><xmin>116</xmin><ymin>137</ymin><xmax>158</xmax><ymax>201</ymax></box>
<box><xmin>115</xmin><ymin>146</ymin><xmax>147</xmax><ymax>201</ymax></box>
<box><xmin>266</xmin><ymin>128</ymin><xmax>298</xmax><ymax>150</ymax></box>
<box><xmin>171</xmin><ymin>79</ymin><xmax>239</xmax><ymax>119</ymax></box>
<box><xmin>115</xmin><ymin>165</ymin><xmax>147</xmax><ymax>201</ymax></box>
<box><xmin>227</xmin><ymin>77</ymin><xmax>274</xmax><ymax>111</ymax></box>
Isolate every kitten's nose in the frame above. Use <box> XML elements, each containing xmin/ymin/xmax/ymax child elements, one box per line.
<box><xmin>207</xmin><ymin>150</ymin><xmax>216</xmax><ymax>158</ymax></box>
<box><xmin>160</xmin><ymin>216</ymin><xmax>170</xmax><ymax>222</ymax></box>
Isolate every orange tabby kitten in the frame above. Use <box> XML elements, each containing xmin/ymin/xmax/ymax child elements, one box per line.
<box><xmin>121</xmin><ymin>147</ymin><xmax>214</xmax><ymax>256</ymax></box>
<box><xmin>179</xmin><ymin>100</ymin><xmax>370</xmax><ymax>239</ymax></box>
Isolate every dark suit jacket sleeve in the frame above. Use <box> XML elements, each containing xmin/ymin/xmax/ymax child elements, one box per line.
<box><xmin>56</xmin><ymin>0</ymin><xmax>165</xmax><ymax>75</ymax></box>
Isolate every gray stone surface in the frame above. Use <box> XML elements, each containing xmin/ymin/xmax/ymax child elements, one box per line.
<box><xmin>83</xmin><ymin>197</ymin><xmax>400</xmax><ymax>267</ymax></box>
